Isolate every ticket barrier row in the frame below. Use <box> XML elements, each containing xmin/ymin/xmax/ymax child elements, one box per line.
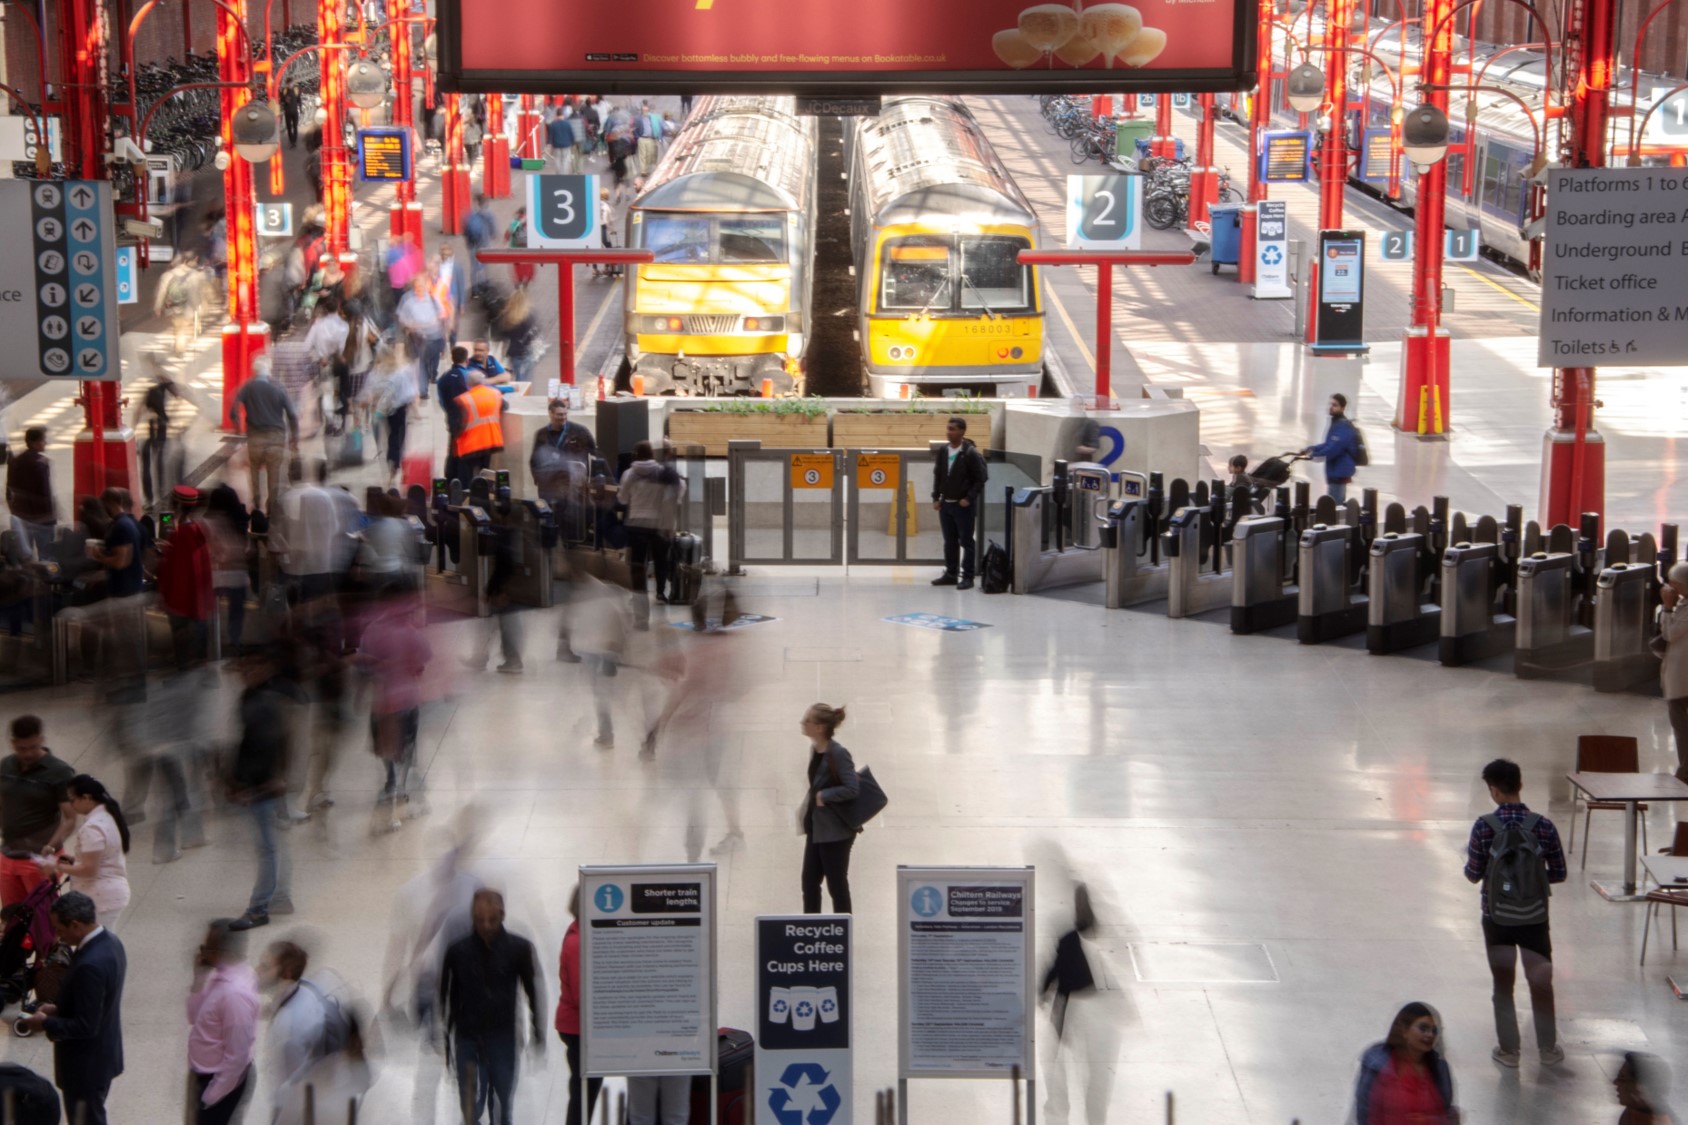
<box><xmin>411</xmin><ymin>474</ymin><xmax>562</xmax><ymax>618</ymax></box>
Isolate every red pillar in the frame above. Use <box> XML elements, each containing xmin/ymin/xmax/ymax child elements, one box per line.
<box><xmin>1241</xmin><ymin>11</ymin><xmax>1275</xmax><ymax>286</ymax></box>
<box><xmin>385</xmin><ymin>0</ymin><xmax>421</xmax><ymax>244</ymax></box>
<box><xmin>319</xmin><ymin>0</ymin><xmax>351</xmax><ymax>259</ymax></box>
<box><xmin>1541</xmin><ymin>0</ymin><xmax>1615</xmax><ymax>527</ymax></box>
<box><xmin>557</xmin><ymin>261</ymin><xmax>577</xmax><ymax>385</ymax></box>
<box><xmin>61</xmin><ymin>0</ymin><xmax>136</xmax><ymax>497</ymax></box>
<box><xmin>441</xmin><ymin>93</ymin><xmax>470</xmax><ymax>233</ymax></box>
<box><xmin>516</xmin><ymin>94</ymin><xmax>541</xmax><ymax>160</ymax></box>
<box><xmin>1151</xmin><ymin>95</ymin><xmax>1175</xmax><ymax>158</ymax></box>
<box><xmin>1189</xmin><ymin>92</ymin><xmax>1219</xmax><ymax>230</ymax></box>
<box><xmin>1396</xmin><ymin>0</ymin><xmax>1454</xmax><ymax>435</ymax></box>
<box><xmin>483</xmin><ymin>91</ymin><xmax>511</xmax><ymax>197</ymax></box>
<box><xmin>218</xmin><ymin>0</ymin><xmax>270</xmax><ymax>424</ymax></box>
<box><xmin>1304</xmin><ymin>0</ymin><xmax>1353</xmax><ymax>344</ymax></box>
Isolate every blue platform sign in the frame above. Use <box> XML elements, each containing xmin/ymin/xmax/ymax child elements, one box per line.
<box><xmin>115</xmin><ymin>246</ymin><xmax>136</xmax><ymax>305</ymax></box>
<box><xmin>357</xmin><ymin>127</ymin><xmax>412</xmax><ymax>182</ymax></box>
<box><xmin>1</xmin><ymin>181</ymin><xmax>119</xmax><ymax>381</ymax></box>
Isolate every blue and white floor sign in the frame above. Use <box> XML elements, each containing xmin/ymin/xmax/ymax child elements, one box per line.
<box><xmin>1252</xmin><ymin>199</ymin><xmax>1291</xmax><ymax>300</ymax></box>
<box><xmin>672</xmin><ymin>612</ymin><xmax>777</xmax><ymax>632</ymax></box>
<box><xmin>885</xmin><ymin>613</ymin><xmax>992</xmax><ymax>632</ymax></box>
<box><xmin>898</xmin><ymin>867</ymin><xmax>1035</xmax><ymax>1079</ymax></box>
<box><xmin>528</xmin><ymin>174</ymin><xmax>600</xmax><ymax>249</ymax></box>
<box><xmin>1</xmin><ymin>181</ymin><xmax>119</xmax><ymax>381</ymax></box>
<box><xmin>757</xmin><ymin>915</ymin><xmax>850</xmax><ymax>1125</ymax></box>
<box><xmin>580</xmin><ymin>865</ymin><xmax>715</xmax><ymax>1078</ymax></box>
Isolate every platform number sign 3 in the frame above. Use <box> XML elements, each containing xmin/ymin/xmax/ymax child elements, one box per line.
<box><xmin>1067</xmin><ymin>175</ymin><xmax>1142</xmax><ymax>251</ymax></box>
<box><xmin>528</xmin><ymin>174</ymin><xmax>599</xmax><ymax>248</ymax></box>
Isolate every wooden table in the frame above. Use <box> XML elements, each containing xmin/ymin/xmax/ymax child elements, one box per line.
<box><xmin>1566</xmin><ymin>772</ymin><xmax>1688</xmax><ymax>901</ymax></box>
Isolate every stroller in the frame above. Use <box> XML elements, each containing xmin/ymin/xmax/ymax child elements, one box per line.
<box><xmin>0</xmin><ymin>875</ymin><xmax>71</xmax><ymax>1036</ymax></box>
<box><xmin>1239</xmin><ymin>452</ymin><xmax>1307</xmax><ymax>512</ymax></box>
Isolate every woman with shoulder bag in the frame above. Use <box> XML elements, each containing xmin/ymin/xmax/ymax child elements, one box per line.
<box><xmin>798</xmin><ymin>703</ymin><xmax>859</xmax><ymax>915</ymax></box>
<box><xmin>1659</xmin><ymin>561</ymin><xmax>1688</xmax><ymax>783</ymax></box>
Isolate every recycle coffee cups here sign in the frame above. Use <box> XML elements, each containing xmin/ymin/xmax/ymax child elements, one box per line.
<box><xmin>756</xmin><ymin>915</ymin><xmax>851</xmax><ymax>1125</ymax></box>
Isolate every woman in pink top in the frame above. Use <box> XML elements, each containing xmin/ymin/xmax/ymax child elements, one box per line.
<box><xmin>555</xmin><ymin>885</ymin><xmax>601</xmax><ymax>1125</ymax></box>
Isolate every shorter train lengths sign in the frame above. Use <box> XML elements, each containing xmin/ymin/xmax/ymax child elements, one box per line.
<box><xmin>439</xmin><ymin>0</ymin><xmax>1258</xmax><ymax>95</ymax></box>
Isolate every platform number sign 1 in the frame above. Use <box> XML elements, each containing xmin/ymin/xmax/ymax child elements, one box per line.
<box><xmin>1380</xmin><ymin>230</ymin><xmax>1413</xmax><ymax>261</ymax></box>
<box><xmin>1067</xmin><ymin>175</ymin><xmax>1142</xmax><ymax>251</ymax></box>
<box><xmin>527</xmin><ymin>174</ymin><xmax>599</xmax><ymax>249</ymax></box>
<box><xmin>1659</xmin><ymin>90</ymin><xmax>1688</xmax><ymax>137</ymax></box>
<box><xmin>1444</xmin><ymin>229</ymin><xmax>1481</xmax><ymax>263</ymax></box>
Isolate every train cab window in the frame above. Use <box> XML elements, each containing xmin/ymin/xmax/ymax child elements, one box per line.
<box><xmin>959</xmin><ymin>236</ymin><xmax>1031</xmax><ymax>312</ymax></box>
<box><xmin>643</xmin><ymin>213</ymin><xmax>714</xmax><ymax>263</ymax></box>
<box><xmin>880</xmin><ymin>239</ymin><xmax>953</xmax><ymax>311</ymax></box>
<box><xmin>717</xmin><ymin>216</ymin><xmax>786</xmax><ymax>263</ymax></box>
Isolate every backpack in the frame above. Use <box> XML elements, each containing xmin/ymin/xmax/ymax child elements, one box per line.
<box><xmin>1350</xmin><ymin>423</ymin><xmax>1370</xmax><ymax>467</ymax></box>
<box><xmin>508</xmin><ymin>218</ymin><xmax>528</xmax><ymax>249</ymax></box>
<box><xmin>981</xmin><ymin>540</ymin><xmax>1011</xmax><ymax>594</ymax></box>
<box><xmin>1482</xmin><ymin>812</ymin><xmax>1550</xmax><ymax>926</ymax></box>
<box><xmin>300</xmin><ymin>979</ymin><xmax>354</xmax><ymax>1059</ymax></box>
<box><xmin>164</xmin><ymin>272</ymin><xmax>191</xmax><ymax>311</ymax></box>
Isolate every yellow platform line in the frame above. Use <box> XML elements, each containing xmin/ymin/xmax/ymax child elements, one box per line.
<box><xmin>1456</xmin><ymin>264</ymin><xmax>1540</xmax><ymax>313</ymax></box>
<box><xmin>1042</xmin><ymin>276</ymin><xmax>1096</xmax><ymax>372</ymax></box>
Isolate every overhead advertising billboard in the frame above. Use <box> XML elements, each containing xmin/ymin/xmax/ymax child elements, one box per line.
<box><xmin>438</xmin><ymin>0</ymin><xmax>1257</xmax><ymax>95</ymax></box>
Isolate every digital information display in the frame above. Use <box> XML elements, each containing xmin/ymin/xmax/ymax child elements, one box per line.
<box><xmin>1359</xmin><ymin>128</ymin><xmax>1394</xmax><ymax>183</ymax></box>
<box><xmin>439</xmin><ymin>0</ymin><xmax>1259</xmax><ymax>95</ymax></box>
<box><xmin>1260</xmin><ymin>130</ymin><xmax>1311</xmax><ymax>183</ymax></box>
<box><xmin>357</xmin><ymin>127</ymin><xmax>412</xmax><ymax>182</ymax></box>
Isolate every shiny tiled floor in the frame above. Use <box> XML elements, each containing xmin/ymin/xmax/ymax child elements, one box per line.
<box><xmin>2</xmin><ymin>566</ymin><xmax>1683</xmax><ymax>1125</ymax></box>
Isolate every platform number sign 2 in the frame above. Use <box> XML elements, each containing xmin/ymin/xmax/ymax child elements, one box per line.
<box><xmin>1067</xmin><ymin>175</ymin><xmax>1142</xmax><ymax>251</ymax></box>
<box><xmin>1380</xmin><ymin>230</ymin><xmax>1413</xmax><ymax>261</ymax></box>
<box><xmin>528</xmin><ymin>174</ymin><xmax>599</xmax><ymax>249</ymax></box>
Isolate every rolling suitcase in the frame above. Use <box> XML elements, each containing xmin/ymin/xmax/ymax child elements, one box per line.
<box><xmin>690</xmin><ymin>1028</ymin><xmax>754</xmax><ymax>1125</ymax></box>
<box><xmin>403</xmin><ymin>451</ymin><xmax>434</xmax><ymax>493</ymax></box>
<box><xmin>669</xmin><ymin>531</ymin><xmax>703</xmax><ymax>607</ymax></box>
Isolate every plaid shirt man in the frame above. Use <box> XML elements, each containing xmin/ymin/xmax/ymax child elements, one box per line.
<box><xmin>1465</xmin><ymin>802</ymin><xmax>1568</xmax><ymax>917</ymax></box>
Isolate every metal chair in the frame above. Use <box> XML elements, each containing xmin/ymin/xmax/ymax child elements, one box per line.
<box><xmin>1639</xmin><ymin>823</ymin><xmax>1688</xmax><ymax>966</ymax></box>
<box><xmin>1569</xmin><ymin>735</ymin><xmax>1648</xmax><ymax>870</ymax></box>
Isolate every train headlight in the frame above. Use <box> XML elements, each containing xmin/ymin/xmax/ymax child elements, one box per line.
<box><xmin>743</xmin><ymin>316</ymin><xmax>785</xmax><ymax>332</ymax></box>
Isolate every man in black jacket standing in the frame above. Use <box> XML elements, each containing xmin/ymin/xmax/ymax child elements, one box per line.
<box><xmin>931</xmin><ymin>416</ymin><xmax>989</xmax><ymax>590</ymax></box>
<box><xmin>441</xmin><ymin>888</ymin><xmax>543</xmax><ymax>1125</ymax></box>
<box><xmin>18</xmin><ymin>891</ymin><xmax>126</xmax><ymax>1125</ymax></box>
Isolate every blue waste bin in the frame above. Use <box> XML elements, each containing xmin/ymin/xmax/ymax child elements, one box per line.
<box><xmin>1208</xmin><ymin>203</ymin><xmax>1243</xmax><ymax>274</ymax></box>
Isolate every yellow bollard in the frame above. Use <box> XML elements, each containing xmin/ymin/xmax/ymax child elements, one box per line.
<box><xmin>1431</xmin><ymin>384</ymin><xmax>1445</xmax><ymax>434</ymax></box>
<box><xmin>1417</xmin><ymin>386</ymin><xmax>1429</xmax><ymax>436</ymax></box>
<box><xmin>886</xmin><ymin>484</ymin><xmax>898</xmax><ymax>537</ymax></box>
<box><xmin>905</xmin><ymin>479</ymin><xmax>920</xmax><ymax>537</ymax></box>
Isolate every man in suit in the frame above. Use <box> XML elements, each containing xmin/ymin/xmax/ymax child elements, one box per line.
<box><xmin>17</xmin><ymin>891</ymin><xmax>126</xmax><ymax>1125</ymax></box>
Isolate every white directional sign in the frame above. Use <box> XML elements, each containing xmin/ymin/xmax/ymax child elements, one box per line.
<box><xmin>1</xmin><ymin>181</ymin><xmax>119</xmax><ymax>380</ymax></box>
<box><xmin>1539</xmin><ymin>166</ymin><xmax>1688</xmax><ymax>368</ymax></box>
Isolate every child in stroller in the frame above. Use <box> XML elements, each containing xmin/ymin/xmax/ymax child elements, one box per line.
<box><xmin>0</xmin><ymin>876</ymin><xmax>70</xmax><ymax>1035</ymax></box>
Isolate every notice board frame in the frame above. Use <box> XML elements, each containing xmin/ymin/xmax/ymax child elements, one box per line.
<box><xmin>896</xmin><ymin>865</ymin><xmax>1036</xmax><ymax>1124</ymax></box>
<box><xmin>435</xmin><ymin>0</ymin><xmax>1258</xmax><ymax>96</ymax></box>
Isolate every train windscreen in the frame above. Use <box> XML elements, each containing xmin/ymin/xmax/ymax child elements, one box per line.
<box><xmin>879</xmin><ymin>236</ymin><xmax>1030</xmax><ymax>313</ymax></box>
<box><xmin>641</xmin><ymin>212</ymin><xmax>787</xmax><ymax>264</ymax></box>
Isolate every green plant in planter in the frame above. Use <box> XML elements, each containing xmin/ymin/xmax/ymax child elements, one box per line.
<box><xmin>688</xmin><ymin>396</ymin><xmax>829</xmax><ymax>419</ymax></box>
<box><xmin>838</xmin><ymin>391</ymin><xmax>990</xmax><ymax>416</ymax></box>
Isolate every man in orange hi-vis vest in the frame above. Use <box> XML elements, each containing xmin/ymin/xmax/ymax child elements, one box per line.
<box><xmin>454</xmin><ymin>378</ymin><xmax>507</xmax><ymax>484</ymax></box>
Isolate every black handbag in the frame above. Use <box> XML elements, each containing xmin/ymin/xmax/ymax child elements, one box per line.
<box><xmin>828</xmin><ymin>749</ymin><xmax>888</xmax><ymax>830</ymax></box>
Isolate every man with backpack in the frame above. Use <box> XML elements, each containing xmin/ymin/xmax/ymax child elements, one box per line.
<box><xmin>1463</xmin><ymin>758</ymin><xmax>1566</xmax><ymax>1068</ymax></box>
<box><xmin>154</xmin><ymin>253</ymin><xmax>207</xmax><ymax>356</ymax></box>
<box><xmin>1300</xmin><ymin>392</ymin><xmax>1365</xmax><ymax>504</ymax></box>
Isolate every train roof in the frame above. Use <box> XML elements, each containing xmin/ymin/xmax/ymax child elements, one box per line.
<box><xmin>633</xmin><ymin>95</ymin><xmax>817</xmax><ymax>213</ymax></box>
<box><xmin>853</xmin><ymin>97</ymin><xmax>1038</xmax><ymax>231</ymax></box>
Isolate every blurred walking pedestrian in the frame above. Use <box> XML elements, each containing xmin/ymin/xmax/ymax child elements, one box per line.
<box><xmin>619</xmin><ymin>441</ymin><xmax>683</xmax><ymax>628</ymax></box>
<box><xmin>798</xmin><ymin>703</ymin><xmax>859</xmax><ymax>915</ymax></box>
<box><xmin>1038</xmin><ymin>883</ymin><xmax>1118</xmax><ymax>1125</ymax></box>
<box><xmin>155</xmin><ymin>485</ymin><xmax>214</xmax><ymax>667</ymax></box>
<box><xmin>440</xmin><ymin>888</ymin><xmax>544</xmax><ymax>1125</ymax></box>
<box><xmin>1658</xmin><ymin>562</ymin><xmax>1688</xmax><ymax>783</ymax></box>
<box><xmin>363</xmin><ymin>599</ymin><xmax>434</xmax><ymax>830</ymax></box>
<box><xmin>263</xmin><ymin>940</ymin><xmax>375</xmax><ymax>1125</ymax></box>
<box><xmin>6</xmin><ymin>426</ymin><xmax>57</xmax><ymax>560</ymax></box>
<box><xmin>555</xmin><ymin>885</ymin><xmax>601</xmax><ymax>1125</ymax></box>
<box><xmin>398</xmin><ymin>273</ymin><xmax>448</xmax><ymax>402</ymax></box>
<box><xmin>228</xmin><ymin>650</ymin><xmax>300</xmax><ymax>931</ymax></box>
<box><xmin>38</xmin><ymin>776</ymin><xmax>130</xmax><ymax>931</ymax></box>
<box><xmin>0</xmin><ymin>715</ymin><xmax>74</xmax><ymax>908</ymax></box>
<box><xmin>227</xmin><ymin>357</ymin><xmax>299</xmax><ymax>515</ymax></box>
<box><xmin>185</xmin><ymin>918</ymin><xmax>260</xmax><ymax>1125</ymax></box>
<box><xmin>1615</xmin><ymin>1052</ymin><xmax>1677</xmax><ymax>1124</ymax></box>
<box><xmin>1353</xmin><ymin>1002</ymin><xmax>1458</xmax><ymax>1125</ymax></box>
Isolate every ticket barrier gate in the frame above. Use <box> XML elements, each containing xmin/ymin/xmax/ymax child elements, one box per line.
<box><xmin>1298</xmin><ymin>523</ymin><xmax>1369</xmax><ymax>643</ymax></box>
<box><xmin>1099</xmin><ymin>472</ymin><xmax>1172</xmax><ymax>608</ymax></box>
<box><xmin>1165</xmin><ymin>488</ymin><xmax>1242</xmax><ymax>619</ymax></box>
<box><xmin>1515</xmin><ymin>552</ymin><xmax>1592</xmax><ymax>678</ymax></box>
<box><xmin>505</xmin><ymin>499</ymin><xmax>559</xmax><ymax>608</ymax></box>
<box><xmin>1232</xmin><ymin>518</ymin><xmax>1296</xmax><ymax>633</ymax></box>
<box><xmin>1367</xmin><ymin>534</ymin><xmax>1440</xmax><ymax>653</ymax></box>
<box><xmin>1439</xmin><ymin>542</ymin><xmax>1515</xmax><ymax>665</ymax></box>
<box><xmin>1592</xmin><ymin>563</ymin><xmax>1659</xmax><ymax>693</ymax></box>
<box><xmin>1010</xmin><ymin>461</ymin><xmax>1113</xmax><ymax>596</ymax></box>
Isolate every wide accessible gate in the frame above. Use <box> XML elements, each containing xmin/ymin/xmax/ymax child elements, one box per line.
<box><xmin>726</xmin><ymin>441</ymin><xmax>1040</xmax><ymax>573</ymax></box>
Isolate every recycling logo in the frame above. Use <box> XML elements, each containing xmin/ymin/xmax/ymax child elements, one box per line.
<box><xmin>1260</xmin><ymin>245</ymin><xmax>1283</xmax><ymax>266</ymax></box>
<box><xmin>767</xmin><ymin>1062</ymin><xmax>842</xmax><ymax>1125</ymax></box>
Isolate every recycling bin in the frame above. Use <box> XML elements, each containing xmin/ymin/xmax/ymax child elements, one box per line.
<box><xmin>1114</xmin><ymin>118</ymin><xmax>1153</xmax><ymax>161</ymax></box>
<box><xmin>1209</xmin><ymin>204</ymin><xmax>1243</xmax><ymax>274</ymax></box>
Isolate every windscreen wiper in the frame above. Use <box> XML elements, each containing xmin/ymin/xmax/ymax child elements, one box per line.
<box><xmin>960</xmin><ymin>273</ymin><xmax>999</xmax><ymax>320</ymax></box>
<box><xmin>915</xmin><ymin>276</ymin><xmax>953</xmax><ymax>318</ymax></box>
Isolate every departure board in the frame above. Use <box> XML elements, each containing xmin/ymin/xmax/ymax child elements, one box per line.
<box><xmin>1359</xmin><ymin>128</ymin><xmax>1394</xmax><ymax>182</ymax></box>
<box><xmin>357</xmin><ymin>127</ymin><xmax>412</xmax><ymax>182</ymax></box>
<box><xmin>1260</xmin><ymin>131</ymin><xmax>1311</xmax><ymax>183</ymax></box>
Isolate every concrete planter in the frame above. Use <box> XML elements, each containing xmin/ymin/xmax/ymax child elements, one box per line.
<box><xmin>666</xmin><ymin>411</ymin><xmax>830</xmax><ymax>456</ymax></box>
